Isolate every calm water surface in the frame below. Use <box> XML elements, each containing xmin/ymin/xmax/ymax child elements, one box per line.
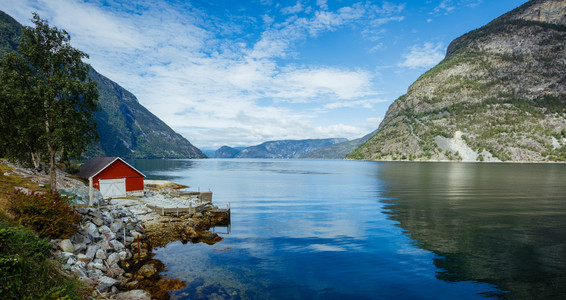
<box><xmin>130</xmin><ymin>159</ymin><xmax>566</xmax><ymax>299</ymax></box>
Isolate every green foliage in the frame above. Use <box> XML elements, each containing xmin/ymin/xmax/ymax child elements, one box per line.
<box><xmin>8</xmin><ymin>190</ymin><xmax>81</xmax><ymax>239</ymax></box>
<box><xmin>0</xmin><ymin>13</ymin><xmax>99</xmax><ymax>189</ymax></box>
<box><xmin>0</xmin><ymin>221</ymin><xmax>84</xmax><ymax>299</ymax></box>
<box><xmin>0</xmin><ymin>11</ymin><xmax>22</xmax><ymax>58</ymax></box>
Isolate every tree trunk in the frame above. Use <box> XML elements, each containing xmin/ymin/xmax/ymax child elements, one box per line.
<box><xmin>30</xmin><ymin>152</ymin><xmax>40</xmax><ymax>169</ymax></box>
<box><xmin>49</xmin><ymin>144</ymin><xmax>57</xmax><ymax>191</ymax></box>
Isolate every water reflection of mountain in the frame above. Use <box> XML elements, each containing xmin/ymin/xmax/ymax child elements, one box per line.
<box><xmin>377</xmin><ymin>162</ymin><xmax>566</xmax><ymax>299</ymax></box>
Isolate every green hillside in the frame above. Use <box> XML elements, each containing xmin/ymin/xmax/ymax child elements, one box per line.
<box><xmin>349</xmin><ymin>0</ymin><xmax>566</xmax><ymax>162</ymax></box>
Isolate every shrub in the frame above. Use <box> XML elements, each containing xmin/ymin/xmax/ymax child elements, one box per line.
<box><xmin>0</xmin><ymin>221</ymin><xmax>84</xmax><ymax>299</ymax></box>
<box><xmin>8</xmin><ymin>190</ymin><xmax>81</xmax><ymax>239</ymax></box>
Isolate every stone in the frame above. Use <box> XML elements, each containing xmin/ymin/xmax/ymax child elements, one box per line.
<box><xmin>87</xmin><ymin>262</ymin><xmax>95</xmax><ymax>271</ymax></box>
<box><xmin>132</xmin><ymin>249</ymin><xmax>148</xmax><ymax>260</ymax></box>
<box><xmin>183</xmin><ymin>226</ymin><xmax>197</xmax><ymax>238</ymax></box>
<box><xmin>97</xmin><ymin>276</ymin><xmax>119</xmax><ymax>292</ymax></box>
<box><xmin>77</xmin><ymin>254</ymin><xmax>92</xmax><ymax>263</ymax></box>
<box><xmin>98</xmin><ymin>225</ymin><xmax>111</xmax><ymax>234</ymax></box>
<box><xmin>118</xmin><ymin>250</ymin><xmax>131</xmax><ymax>261</ymax></box>
<box><xmin>93</xmin><ymin>262</ymin><xmax>105</xmax><ymax>271</ymax></box>
<box><xmin>57</xmin><ymin>251</ymin><xmax>76</xmax><ymax>263</ymax></box>
<box><xmin>109</xmin><ymin>239</ymin><xmax>125</xmax><ymax>251</ymax></box>
<box><xmin>95</xmin><ymin>249</ymin><xmax>107</xmax><ymax>260</ymax></box>
<box><xmin>88</xmin><ymin>268</ymin><xmax>103</xmax><ymax>279</ymax></box>
<box><xmin>137</xmin><ymin>263</ymin><xmax>158</xmax><ymax>279</ymax></box>
<box><xmin>129</xmin><ymin>230</ymin><xmax>143</xmax><ymax>239</ymax></box>
<box><xmin>59</xmin><ymin>239</ymin><xmax>74</xmax><ymax>253</ymax></box>
<box><xmin>73</xmin><ymin>243</ymin><xmax>87</xmax><ymax>254</ymax></box>
<box><xmin>125</xmin><ymin>224</ymin><xmax>135</xmax><ymax>232</ymax></box>
<box><xmin>110</xmin><ymin>221</ymin><xmax>123</xmax><ymax>233</ymax></box>
<box><xmin>101</xmin><ymin>231</ymin><xmax>116</xmax><ymax>241</ymax></box>
<box><xmin>124</xmin><ymin>236</ymin><xmax>134</xmax><ymax>245</ymax></box>
<box><xmin>70</xmin><ymin>262</ymin><xmax>88</xmax><ymax>277</ymax></box>
<box><xmin>200</xmin><ymin>231</ymin><xmax>223</xmax><ymax>245</ymax></box>
<box><xmin>83</xmin><ymin>222</ymin><xmax>101</xmax><ymax>240</ymax></box>
<box><xmin>106</xmin><ymin>252</ymin><xmax>121</xmax><ymax>266</ymax></box>
<box><xmin>135</xmin><ymin>224</ymin><xmax>145</xmax><ymax>233</ymax></box>
<box><xmin>85</xmin><ymin>245</ymin><xmax>99</xmax><ymax>259</ymax></box>
<box><xmin>108</xmin><ymin>263</ymin><xmax>125</xmax><ymax>277</ymax></box>
<box><xmin>115</xmin><ymin>290</ymin><xmax>151</xmax><ymax>300</ymax></box>
<box><xmin>66</xmin><ymin>256</ymin><xmax>77</xmax><ymax>266</ymax></box>
<box><xmin>71</xmin><ymin>232</ymin><xmax>91</xmax><ymax>245</ymax></box>
<box><xmin>78</xmin><ymin>276</ymin><xmax>95</xmax><ymax>286</ymax></box>
<box><xmin>75</xmin><ymin>261</ymin><xmax>86</xmax><ymax>269</ymax></box>
<box><xmin>91</xmin><ymin>217</ymin><xmax>105</xmax><ymax>227</ymax></box>
<box><xmin>75</xmin><ymin>207</ymin><xmax>88</xmax><ymax>214</ymax></box>
<box><xmin>98</xmin><ymin>240</ymin><xmax>113</xmax><ymax>251</ymax></box>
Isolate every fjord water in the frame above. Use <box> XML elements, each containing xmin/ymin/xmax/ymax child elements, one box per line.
<box><xmin>130</xmin><ymin>159</ymin><xmax>566</xmax><ymax>299</ymax></box>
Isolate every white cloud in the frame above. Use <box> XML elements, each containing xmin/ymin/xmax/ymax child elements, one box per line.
<box><xmin>434</xmin><ymin>0</ymin><xmax>456</xmax><ymax>15</ymax></box>
<box><xmin>323</xmin><ymin>98</ymin><xmax>387</xmax><ymax>110</ymax></box>
<box><xmin>0</xmin><ymin>0</ymin><xmax>404</xmax><ymax>148</ymax></box>
<box><xmin>316</xmin><ymin>0</ymin><xmax>328</xmax><ymax>10</ymax></box>
<box><xmin>281</xmin><ymin>2</ymin><xmax>304</xmax><ymax>15</ymax></box>
<box><xmin>272</xmin><ymin>67</ymin><xmax>376</xmax><ymax>101</ymax></box>
<box><xmin>365</xmin><ymin>117</ymin><xmax>383</xmax><ymax>129</ymax></box>
<box><xmin>398</xmin><ymin>42</ymin><xmax>445</xmax><ymax>69</ymax></box>
<box><xmin>433</xmin><ymin>0</ymin><xmax>484</xmax><ymax>15</ymax></box>
<box><xmin>368</xmin><ymin>42</ymin><xmax>384</xmax><ymax>53</ymax></box>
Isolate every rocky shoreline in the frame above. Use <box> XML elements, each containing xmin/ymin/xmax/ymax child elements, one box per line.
<box><xmin>52</xmin><ymin>197</ymin><xmax>229</xmax><ymax>300</ymax></box>
<box><xmin>1</xmin><ymin>159</ymin><xmax>229</xmax><ymax>299</ymax></box>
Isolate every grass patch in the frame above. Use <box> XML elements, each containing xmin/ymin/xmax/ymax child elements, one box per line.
<box><xmin>0</xmin><ymin>220</ymin><xmax>88</xmax><ymax>299</ymax></box>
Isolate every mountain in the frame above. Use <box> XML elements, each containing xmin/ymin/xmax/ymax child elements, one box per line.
<box><xmin>235</xmin><ymin>138</ymin><xmax>348</xmax><ymax>159</ymax></box>
<box><xmin>86</xmin><ymin>69</ymin><xmax>205</xmax><ymax>158</ymax></box>
<box><xmin>349</xmin><ymin>0</ymin><xmax>566</xmax><ymax>162</ymax></box>
<box><xmin>301</xmin><ymin>130</ymin><xmax>378</xmax><ymax>159</ymax></box>
<box><xmin>0</xmin><ymin>11</ymin><xmax>205</xmax><ymax>159</ymax></box>
<box><xmin>0</xmin><ymin>11</ymin><xmax>21</xmax><ymax>58</ymax></box>
<box><xmin>211</xmin><ymin>146</ymin><xmax>245</xmax><ymax>158</ymax></box>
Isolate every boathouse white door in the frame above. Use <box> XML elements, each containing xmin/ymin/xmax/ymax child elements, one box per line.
<box><xmin>99</xmin><ymin>178</ymin><xmax>126</xmax><ymax>199</ymax></box>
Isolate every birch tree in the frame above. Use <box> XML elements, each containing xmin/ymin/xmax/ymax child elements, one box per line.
<box><xmin>0</xmin><ymin>13</ymin><xmax>99</xmax><ymax>191</ymax></box>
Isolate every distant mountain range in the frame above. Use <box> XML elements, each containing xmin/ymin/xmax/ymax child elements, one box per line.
<box><xmin>209</xmin><ymin>138</ymin><xmax>349</xmax><ymax>159</ymax></box>
<box><xmin>349</xmin><ymin>0</ymin><xmax>566</xmax><ymax>162</ymax></box>
<box><xmin>0</xmin><ymin>10</ymin><xmax>205</xmax><ymax>159</ymax></box>
<box><xmin>209</xmin><ymin>146</ymin><xmax>246</xmax><ymax>158</ymax></box>
<box><xmin>301</xmin><ymin>130</ymin><xmax>377</xmax><ymax>159</ymax></box>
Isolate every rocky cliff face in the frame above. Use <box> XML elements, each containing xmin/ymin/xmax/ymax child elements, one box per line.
<box><xmin>349</xmin><ymin>0</ymin><xmax>566</xmax><ymax>162</ymax></box>
<box><xmin>507</xmin><ymin>0</ymin><xmax>566</xmax><ymax>25</ymax></box>
<box><xmin>0</xmin><ymin>11</ymin><xmax>205</xmax><ymax>159</ymax></box>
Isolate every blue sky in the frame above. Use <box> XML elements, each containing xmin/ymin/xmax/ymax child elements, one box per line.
<box><xmin>1</xmin><ymin>0</ymin><xmax>528</xmax><ymax>149</ymax></box>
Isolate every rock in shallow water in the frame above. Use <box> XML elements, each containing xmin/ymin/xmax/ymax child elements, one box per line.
<box><xmin>137</xmin><ymin>263</ymin><xmax>158</xmax><ymax>279</ymax></box>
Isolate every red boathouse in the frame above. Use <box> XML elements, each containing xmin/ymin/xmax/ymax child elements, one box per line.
<box><xmin>77</xmin><ymin>157</ymin><xmax>145</xmax><ymax>202</ymax></box>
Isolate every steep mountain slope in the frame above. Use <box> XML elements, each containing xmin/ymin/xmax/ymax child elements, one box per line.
<box><xmin>349</xmin><ymin>0</ymin><xmax>566</xmax><ymax>162</ymax></box>
<box><xmin>0</xmin><ymin>11</ymin><xmax>21</xmax><ymax>58</ymax></box>
<box><xmin>0</xmin><ymin>11</ymin><xmax>205</xmax><ymax>159</ymax></box>
<box><xmin>301</xmin><ymin>129</ymin><xmax>378</xmax><ymax>159</ymax></box>
<box><xmin>236</xmin><ymin>138</ymin><xmax>347</xmax><ymax>159</ymax></box>
<box><xmin>87</xmin><ymin>69</ymin><xmax>205</xmax><ymax>158</ymax></box>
